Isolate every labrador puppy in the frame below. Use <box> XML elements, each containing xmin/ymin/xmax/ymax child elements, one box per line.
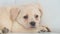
<box><xmin>10</xmin><ymin>4</ymin><xmax>51</xmax><ymax>33</ymax></box>
<box><xmin>0</xmin><ymin>4</ymin><xmax>51</xmax><ymax>33</ymax></box>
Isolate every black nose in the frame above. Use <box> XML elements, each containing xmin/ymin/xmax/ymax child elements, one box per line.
<box><xmin>30</xmin><ymin>21</ymin><xmax>35</xmax><ymax>26</ymax></box>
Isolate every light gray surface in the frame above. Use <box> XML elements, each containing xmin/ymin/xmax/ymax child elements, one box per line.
<box><xmin>0</xmin><ymin>0</ymin><xmax>60</xmax><ymax>32</ymax></box>
<box><xmin>38</xmin><ymin>0</ymin><xmax>60</xmax><ymax>32</ymax></box>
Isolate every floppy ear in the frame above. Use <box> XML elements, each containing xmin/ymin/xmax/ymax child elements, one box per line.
<box><xmin>10</xmin><ymin>8</ymin><xmax>20</xmax><ymax>21</ymax></box>
<box><xmin>39</xmin><ymin>8</ymin><xmax>43</xmax><ymax>17</ymax></box>
<box><xmin>37</xmin><ymin>4</ymin><xmax>43</xmax><ymax>17</ymax></box>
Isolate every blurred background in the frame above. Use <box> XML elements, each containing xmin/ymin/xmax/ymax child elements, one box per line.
<box><xmin>0</xmin><ymin>0</ymin><xmax>60</xmax><ymax>33</ymax></box>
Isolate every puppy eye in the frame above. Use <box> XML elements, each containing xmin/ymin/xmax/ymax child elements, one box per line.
<box><xmin>24</xmin><ymin>15</ymin><xmax>28</xmax><ymax>19</ymax></box>
<box><xmin>35</xmin><ymin>15</ymin><xmax>38</xmax><ymax>18</ymax></box>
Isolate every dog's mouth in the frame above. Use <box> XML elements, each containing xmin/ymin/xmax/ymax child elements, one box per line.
<box><xmin>30</xmin><ymin>26</ymin><xmax>36</xmax><ymax>28</ymax></box>
<box><xmin>28</xmin><ymin>26</ymin><xmax>36</xmax><ymax>29</ymax></box>
<box><xmin>26</xmin><ymin>26</ymin><xmax>36</xmax><ymax>30</ymax></box>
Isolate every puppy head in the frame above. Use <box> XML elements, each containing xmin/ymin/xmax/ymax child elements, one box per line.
<box><xmin>10</xmin><ymin>4</ymin><xmax>43</xmax><ymax>29</ymax></box>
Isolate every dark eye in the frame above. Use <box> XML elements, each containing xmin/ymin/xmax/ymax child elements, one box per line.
<box><xmin>35</xmin><ymin>15</ymin><xmax>38</xmax><ymax>18</ymax></box>
<box><xmin>24</xmin><ymin>15</ymin><xmax>28</xmax><ymax>19</ymax></box>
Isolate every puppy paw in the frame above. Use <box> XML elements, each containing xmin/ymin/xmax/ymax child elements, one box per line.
<box><xmin>38</xmin><ymin>26</ymin><xmax>51</xmax><ymax>33</ymax></box>
<box><xmin>2</xmin><ymin>27</ymin><xmax>9</xmax><ymax>33</ymax></box>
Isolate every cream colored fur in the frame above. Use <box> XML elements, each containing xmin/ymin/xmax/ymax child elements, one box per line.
<box><xmin>0</xmin><ymin>4</ymin><xmax>50</xmax><ymax>33</ymax></box>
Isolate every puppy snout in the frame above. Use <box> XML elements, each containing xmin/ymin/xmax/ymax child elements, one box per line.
<box><xmin>30</xmin><ymin>21</ymin><xmax>35</xmax><ymax>26</ymax></box>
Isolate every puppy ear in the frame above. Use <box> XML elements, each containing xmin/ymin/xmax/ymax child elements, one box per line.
<box><xmin>37</xmin><ymin>4</ymin><xmax>43</xmax><ymax>17</ymax></box>
<box><xmin>39</xmin><ymin>8</ymin><xmax>43</xmax><ymax>17</ymax></box>
<box><xmin>10</xmin><ymin>8</ymin><xmax>20</xmax><ymax>21</ymax></box>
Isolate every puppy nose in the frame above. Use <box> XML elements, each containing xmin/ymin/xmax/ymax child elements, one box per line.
<box><xmin>30</xmin><ymin>21</ymin><xmax>35</xmax><ymax>26</ymax></box>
